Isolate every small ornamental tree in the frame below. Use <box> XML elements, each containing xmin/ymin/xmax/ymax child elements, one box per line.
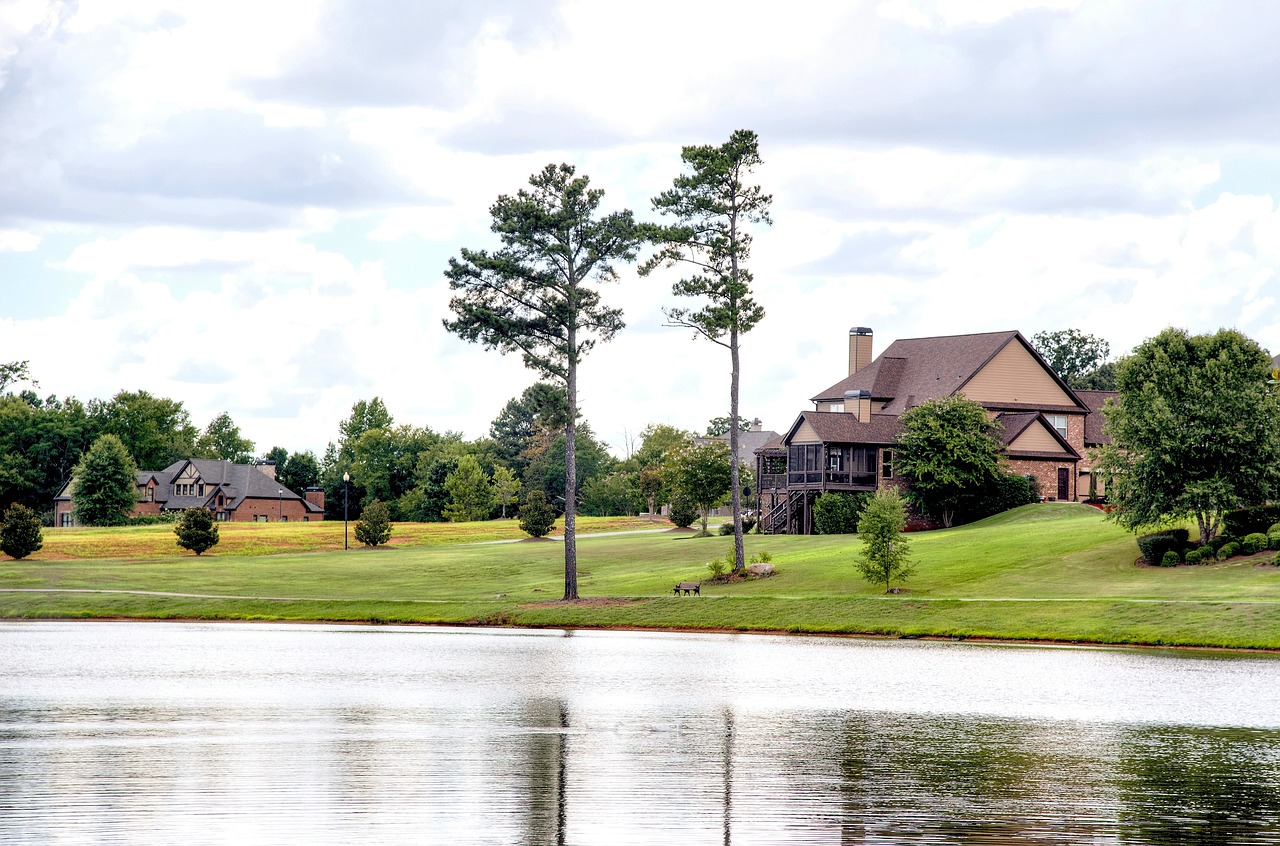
<box><xmin>72</xmin><ymin>434</ymin><xmax>140</xmax><ymax>527</ymax></box>
<box><xmin>519</xmin><ymin>490</ymin><xmax>556</xmax><ymax>538</ymax></box>
<box><xmin>671</xmin><ymin>441</ymin><xmax>732</xmax><ymax>536</ymax></box>
<box><xmin>895</xmin><ymin>395</ymin><xmax>1005</xmax><ymax>528</ymax></box>
<box><xmin>668</xmin><ymin>496</ymin><xmax>698</xmax><ymax>529</ymax></box>
<box><xmin>856</xmin><ymin>487</ymin><xmax>914</xmax><ymax>593</ymax></box>
<box><xmin>492</xmin><ymin>465</ymin><xmax>522</xmax><ymax>518</ymax></box>
<box><xmin>443</xmin><ymin>455</ymin><xmax>496</xmax><ymax>522</ymax></box>
<box><xmin>174</xmin><ymin>508</ymin><xmax>219</xmax><ymax>556</ymax></box>
<box><xmin>355</xmin><ymin>499</ymin><xmax>392</xmax><ymax>546</ymax></box>
<box><xmin>1</xmin><ymin>503</ymin><xmax>43</xmax><ymax>560</ymax></box>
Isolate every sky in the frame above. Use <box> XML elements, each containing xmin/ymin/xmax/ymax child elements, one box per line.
<box><xmin>2</xmin><ymin>0</ymin><xmax>1279</xmax><ymax>459</ymax></box>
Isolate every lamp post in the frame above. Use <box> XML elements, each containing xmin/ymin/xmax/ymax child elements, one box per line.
<box><xmin>278</xmin><ymin>488</ymin><xmax>283</xmax><ymax>522</ymax></box>
<box><xmin>343</xmin><ymin>472</ymin><xmax>350</xmax><ymax>551</ymax></box>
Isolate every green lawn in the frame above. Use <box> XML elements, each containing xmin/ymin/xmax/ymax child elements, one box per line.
<box><xmin>4</xmin><ymin>504</ymin><xmax>1280</xmax><ymax>649</ymax></box>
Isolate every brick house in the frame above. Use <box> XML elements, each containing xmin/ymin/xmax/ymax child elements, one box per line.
<box><xmin>53</xmin><ymin>459</ymin><xmax>325</xmax><ymax>526</ymax></box>
<box><xmin>757</xmin><ymin>328</ymin><xmax>1116</xmax><ymax>533</ymax></box>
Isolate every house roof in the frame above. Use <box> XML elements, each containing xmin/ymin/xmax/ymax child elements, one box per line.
<box><xmin>811</xmin><ymin>330</ymin><xmax>1088</xmax><ymax>415</ymax></box>
<box><xmin>693</xmin><ymin>428</ymin><xmax>782</xmax><ymax>464</ymax></box>
<box><xmin>1073</xmin><ymin>389</ymin><xmax>1119</xmax><ymax>446</ymax></box>
<box><xmin>783</xmin><ymin>411</ymin><xmax>902</xmax><ymax>445</ymax></box>
<box><xmin>152</xmin><ymin>459</ymin><xmax>320</xmax><ymax>512</ymax></box>
<box><xmin>994</xmin><ymin>411</ymin><xmax>1081</xmax><ymax>459</ymax></box>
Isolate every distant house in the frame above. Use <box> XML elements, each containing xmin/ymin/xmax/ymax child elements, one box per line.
<box><xmin>758</xmin><ymin>327</ymin><xmax>1117</xmax><ymax>534</ymax></box>
<box><xmin>53</xmin><ymin>459</ymin><xmax>324</xmax><ymax>527</ymax></box>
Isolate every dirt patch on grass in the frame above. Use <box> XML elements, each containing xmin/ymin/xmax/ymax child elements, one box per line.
<box><xmin>520</xmin><ymin>597</ymin><xmax>651</xmax><ymax>608</ymax></box>
<box><xmin>519</xmin><ymin>536</ymin><xmax>558</xmax><ymax>542</ymax></box>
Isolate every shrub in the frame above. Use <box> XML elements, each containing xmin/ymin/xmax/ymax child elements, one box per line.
<box><xmin>1160</xmin><ymin>550</ymin><xmax>1180</xmax><ymax>567</ymax></box>
<box><xmin>719</xmin><ymin>517</ymin><xmax>758</xmax><ymax>536</ymax></box>
<box><xmin>971</xmin><ymin>473</ymin><xmax>1040</xmax><ymax>519</ymax></box>
<box><xmin>1</xmin><ymin>504</ymin><xmax>43</xmax><ymax>560</ymax></box>
<box><xmin>355</xmin><ymin>499</ymin><xmax>392</xmax><ymax>547</ymax></box>
<box><xmin>1184</xmin><ymin>547</ymin><xmax>1206</xmax><ymax>565</ymax></box>
<box><xmin>1217</xmin><ymin>542</ymin><xmax>1241</xmax><ymax>561</ymax></box>
<box><xmin>812</xmin><ymin>492</ymin><xmax>867</xmax><ymax>534</ymax></box>
<box><xmin>1136</xmin><ymin>530</ymin><xmax>1188</xmax><ymax>565</ymax></box>
<box><xmin>129</xmin><ymin>512</ymin><xmax>180</xmax><ymax>526</ymax></box>
<box><xmin>1223</xmin><ymin>506</ymin><xmax>1280</xmax><ymax>538</ymax></box>
<box><xmin>1268</xmin><ymin>521</ymin><xmax>1280</xmax><ymax>537</ymax></box>
<box><xmin>1270</xmin><ymin>534</ymin><xmax>1280</xmax><ymax>551</ymax></box>
<box><xmin>1243</xmin><ymin>533</ymin><xmax>1270</xmax><ymax>555</ymax></box>
<box><xmin>518</xmin><ymin>491</ymin><xmax>556</xmax><ymax>538</ymax></box>
<box><xmin>668</xmin><ymin>497</ymin><xmax>698</xmax><ymax>529</ymax></box>
<box><xmin>1208</xmin><ymin>534</ymin><xmax>1238</xmax><ymax>553</ymax></box>
<box><xmin>173</xmin><ymin>508</ymin><xmax>219</xmax><ymax>556</ymax></box>
<box><xmin>706</xmin><ymin>557</ymin><xmax>728</xmax><ymax>577</ymax></box>
<box><xmin>750</xmin><ymin>550</ymin><xmax>773</xmax><ymax>564</ymax></box>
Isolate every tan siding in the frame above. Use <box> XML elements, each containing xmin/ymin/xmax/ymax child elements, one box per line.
<box><xmin>961</xmin><ymin>341</ymin><xmax>1075</xmax><ymax>406</ymax></box>
<box><xmin>793</xmin><ymin>420</ymin><xmax>821</xmax><ymax>443</ymax></box>
<box><xmin>1010</xmin><ymin>423</ymin><xmax>1069</xmax><ymax>454</ymax></box>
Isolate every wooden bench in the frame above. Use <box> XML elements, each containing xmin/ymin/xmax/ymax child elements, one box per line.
<box><xmin>673</xmin><ymin>581</ymin><xmax>701</xmax><ymax>596</ymax></box>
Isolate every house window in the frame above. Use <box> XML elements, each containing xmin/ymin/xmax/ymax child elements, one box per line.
<box><xmin>60</xmin><ymin>512</ymin><xmax>72</xmax><ymax>527</ymax></box>
<box><xmin>830</xmin><ymin>403</ymin><xmax>844</xmax><ymax>413</ymax></box>
<box><xmin>881</xmin><ymin>449</ymin><xmax>894</xmax><ymax>479</ymax></box>
<box><xmin>216</xmin><ymin>511</ymin><xmax>228</xmax><ymax>521</ymax></box>
<box><xmin>1046</xmin><ymin>415</ymin><xmax>1068</xmax><ymax>438</ymax></box>
<box><xmin>280</xmin><ymin>515</ymin><xmax>288</xmax><ymax>522</ymax></box>
<box><xmin>144</xmin><ymin>487</ymin><xmax>153</xmax><ymax>502</ymax></box>
<box><xmin>198</xmin><ymin>484</ymin><xmax>205</xmax><ymax>497</ymax></box>
<box><xmin>828</xmin><ymin>449</ymin><xmax>844</xmax><ymax>472</ymax></box>
<box><xmin>255</xmin><ymin>514</ymin><xmax>268</xmax><ymax>523</ymax></box>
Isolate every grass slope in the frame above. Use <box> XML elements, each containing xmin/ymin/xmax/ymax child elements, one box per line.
<box><xmin>4</xmin><ymin>504</ymin><xmax>1280</xmax><ymax>648</ymax></box>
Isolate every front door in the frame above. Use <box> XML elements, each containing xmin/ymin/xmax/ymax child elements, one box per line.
<box><xmin>1057</xmin><ymin>468</ymin><xmax>1070</xmax><ymax>500</ymax></box>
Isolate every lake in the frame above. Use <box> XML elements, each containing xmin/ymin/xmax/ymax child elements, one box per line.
<box><xmin>2</xmin><ymin>621</ymin><xmax>1280</xmax><ymax>844</ymax></box>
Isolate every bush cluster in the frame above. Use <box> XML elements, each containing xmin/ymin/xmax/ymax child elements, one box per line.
<box><xmin>706</xmin><ymin>557</ymin><xmax>728</xmax><ymax>577</ymax></box>
<box><xmin>1159</xmin><ymin>550</ymin><xmax>1180</xmax><ymax>567</ymax></box>
<box><xmin>1217</xmin><ymin>541</ymin><xmax>1241</xmax><ymax>561</ymax></box>
<box><xmin>971</xmin><ymin>473</ymin><xmax>1040</xmax><ymax>520</ymax></box>
<box><xmin>128</xmin><ymin>512</ymin><xmax>180</xmax><ymax>526</ymax></box>
<box><xmin>1242</xmin><ymin>533</ymin><xmax>1270</xmax><ymax>555</ymax></box>
<box><xmin>718</xmin><ymin>517</ymin><xmax>756</xmax><ymax>536</ymax></box>
<box><xmin>1136</xmin><ymin>529</ymin><xmax>1189</xmax><ymax>565</ymax></box>
<box><xmin>812</xmin><ymin>492</ymin><xmax>868</xmax><ymax>534</ymax></box>
<box><xmin>1223</xmin><ymin>506</ymin><xmax>1280</xmax><ymax>538</ymax></box>
<box><xmin>1184</xmin><ymin>547</ymin><xmax>1209</xmax><ymax>565</ymax></box>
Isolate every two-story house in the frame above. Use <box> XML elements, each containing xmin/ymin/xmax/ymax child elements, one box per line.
<box><xmin>757</xmin><ymin>328</ymin><xmax>1116</xmax><ymax>534</ymax></box>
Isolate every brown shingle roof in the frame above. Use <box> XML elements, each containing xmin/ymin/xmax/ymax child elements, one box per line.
<box><xmin>786</xmin><ymin>411</ymin><xmax>902</xmax><ymax>445</ymax></box>
<box><xmin>1074</xmin><ymin>389</ymin><xmax>1119</xmax><ymax>446</ymax></box>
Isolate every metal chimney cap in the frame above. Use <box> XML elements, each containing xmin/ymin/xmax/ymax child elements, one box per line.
<box><xmin>849</xmin><ymin>327</ymin><xmax>873</xmax><ymax>335</ymax></box>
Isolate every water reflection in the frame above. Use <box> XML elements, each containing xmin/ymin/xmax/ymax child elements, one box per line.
<box><xmin>3</xmin><ymin>623</ymin><xmax>1280</xmax><ymax>844</ymax></box>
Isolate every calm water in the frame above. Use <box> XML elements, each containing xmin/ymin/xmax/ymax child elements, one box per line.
<box><xmin>3</xmin><ymin>622</ymin><xmax>1280</xmax><ymax>845</ymax></box>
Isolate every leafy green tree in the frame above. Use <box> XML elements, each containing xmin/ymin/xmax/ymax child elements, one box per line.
<box><xmin>581</xmin><ymin>470</ymin><xmax>643</xmax><ymax>516</ymax></box>
<box><xmin>522</xmin><ymin>423</ymin><xmax>615</xmax><ymax>513</ymax></box>
<box><xmin>642</xmin><ymin>129</ymin><xmax>771</xmax><ymax>573</ymax></box>
<box><xmin>412</xmin><ymin>456</ymin><xmax>459</xmax><ymax>523</ymax></box>
<box><xmin>264</xmin><ymin>445</ymin><xmax>290</xmax><ymax>474</ymax></box>
<box><xmin>1</xmin><ymin>503</ymin><xmax>43</xmax><ymax>560</ymax></box>
<box><xmin>490</xmin><ymin>382</ymin><xmax>569</xmax><ymax>478</ymax></box>
<box><xmin>1031</xmin><ymin>329</ymin><xmax>1112</xmax><ymax>390</ymax></box>
<box><xmin>705</xmin><ymin>415</ymin><xmax>753</xmax><ymax>437</ymax></box>
<box><xmin>856</xmin><ymin>488</ymin><xmax>913</xmax><ymax>593</ymax></box>
<box><xmin>355</xmin><ymin>499</ymin><xmax>392</xmax><ymax>546</ymax></box>
<box><xmin>492</xmin><ymin>465</ymin><xmax>521</xmax><ymax>518</ymax></box>
<box><xmin>1095</xmin><ymin>327</ymin><xmax>1280</xmax><ymax>545</ymax></box>
<box><xmin>444</xmin><ymin>163</ymin><xmax>642</xmax><ymax>600</ymax></box>
<box><xmin>0</xmin><ymin>361</ymin><xmax>37</xmax><ymax>394</ymax></box>
<box><xmin>195</xmin><ymin>412</ymin><xmax>256</xmax><ymax>463</ymax></box>
<box><xmin>338</xmin><ymin>398</ymin><xmax>393</xmax><ymax>458</ymax></box>
<box><xmin>519</xmin><ymin>490</ymin><xmax>556</xmax><ymax>538</ymax></box>
<box><xmin>633</xmin><ymin>424</ymin><xmax>689</xmax><ymax>514</ymax></box>
<box><xmin>895</xmin><ymin>395</ymin><xmax>1005</xmax><ymax>528</ymax></box>
<box><xmin>668</xmin><ymin>496</ymin><xmax>698</xmax><ymax>529</ymax></box>
<box><xmin>174</xmin><ymin>507</ymin><xmax>219</xmax><ymax>555</ymax></box>
<box><xmin>0</xmin><ymin>394</ymin><xmax>97</xmax><ymax>511</ymax></box>
<box><xmin>671</xmin><ymin>441</ymin><xmax>732</xmax><ymax>535</ymax></box>
<box><xmin>278</xmin><ymin>450</ymin><xmax>319</xmax><ymax>495</ymax></box>
<box><xmin>93</xmin><ymin>390</ymin><xmax>197</xmax><ymax>469</ymax></box>
<box><xmin>443</xmin><ymin>455</ymin><xmax>495</xmax><ymax>522</ymax></box>
<box><xmin>71</xmin><ymin>434</ymin><xmax>139</xmax><ymax>526</ymax></box>
<box><xmin>1074</xmin><ymin>360</ymin><xmax>1118</xmax><ymax>391</ymax></box>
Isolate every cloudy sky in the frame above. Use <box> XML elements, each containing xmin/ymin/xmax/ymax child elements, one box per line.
<box><xmin>2</xmin><ymin>0</ymin><xmax>1279</xmax><ymax>458</ymax></box>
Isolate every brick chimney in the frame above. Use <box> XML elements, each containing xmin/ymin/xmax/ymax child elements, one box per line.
<box><xmin>255</xmin><ymin>460</ymin><xmax>277</xmax><ymax>480</ymax></box>
<box><xmin>844</xmin><ymin>389</ymin><xmax>872</xmax><ymax>422</ymax></box>
<box><xmin>848</xmin><ymin>327</ymin><xmax>873</xmax><ymax>376</ymax></box>
<box><xmin>305</xmin><ymin>486</ymin><xmax>325</xmax><ymax>510</ymax></box>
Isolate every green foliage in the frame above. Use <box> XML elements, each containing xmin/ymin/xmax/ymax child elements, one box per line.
<box><xmin>355</xmin><ymin>499</ymin><xmax>392</xmax><ymax>547</ymax></box>
<box><xmin>1242</xmin><ymin>533</ymin><xmax>1269</xmax><ymax>555</ymax></box>
<box><xmin>1</xmin><ymin>503</ymin><xmax>43</xmax><ymax>560</ymax></box>
<box><xmin>705</xmin><ymin>416</ymin><xmax>752</xmax><ymax>437</ymax></box>
<box><xmin>338</xmin><ymin>398</ymin><xmax>394</xmax><ymax>456</ymax></box>
<box><xmin>895</xmin><ymin>395</ymin><xmax>1005</xmax><ymax>527</ymax></box>
<box><xmin>720</xmin><ymin>516</ymin><xmax>756</xmax><ymax>535</ymax></box>
<box><xmin>491</xmin><ymin>465</ymin><xmax>521</xmax><ymax>518</ymax></box>
<box><xmin>812</xmin><ymin>492</ymin><xmax>868</xmax><ymax>534</ymax></box>
<box><xmin>668</xmin><ymin>496</ymin><xmax>698</xmax><ymax>529</ymax></box>
<box><xmin>71</xmin><ymin>434</ymin><xmax>139</xmax><ymax>526</ymax></box>
<box><xmin>1159</xmin><ymin>550</ymin><xmax>1181</xmax><ymax>567</ymax></box>
<box><xmin>641</xmin><ymin>129</ymin><xmax>771</xmax><ymax>576</ymax></box>
<box><xmin>581</xmin><ymin>470</ymin><xmax>642</xmax><ymax>517</ymax></box>
<box><xmin>174</xmin><ymin>508</ymin><xmax>219</xmax><ymax>556</ymax></box>
<box><xmin>971</xmin><ymin>474</ymin><xmax>1040</xmax><ymax>520</ymax></box>
<box><xmin>0</xmin><ymin>392</ymin><xmax>98</xmax><ymax>512</ymax></box>
<box><xmin>1217</xmin><ymin>542</ymin><xmax>1241</xmax><ymax>561</ymax></box>
<box><xmin>278</xmin><ymin>450</ymin><xmax>320</xmax><ymax>497</ymax></box>
<box><xmin>1269</xmin><ymin>522</ymin><xmax>1280</xmax><ymax>537</ymax></box>
<box><xmin>489</xmin><ymin>383</ymin><xmax>568</xmax><ymax>478</ymax></box>
<box><xmin>523</xmin><ymin>424</ymin><xmax>616</xmax><ymax>511</ymax></box>
<box><xmin>1031</xmin><ymin>329</ymin><xmax>1111</xmax><ymax>389</ymax></box>
<box><xmin>855</xmin><ymin>487</ymin><xmax>914</xmax><ymax>593</ymax></box>
<box><xmin>1074</xmin><ymin>360</ymin><xmax>1118</xmax><ymax>391</ymax></box>
<box><xmin>194</xmin><ymin>411</ymin><xmax>255</xmax><ymax>463</ymax></box>
<box><xmin>1184</xmin><ymin>547</ymin><xmax>1207</xmax><ymax>565</ymax></box>
<box><xmin>518</xmin><ymin>490</ymin><xmax>556</xmax><ymax>538</ymax></box>
<box><xmin>94</xmin><ymin>390</ymin><xmax>197</xmax><ymax>469</ymax></box>
<box><xmin>1223</xmin><ymin>506</ymin><xmax>1280</xmax><ymax>538</ymax></box>
<box><xmin>0</xmin><ymin>360</ymin><xmax>36</xmax><ymax>394</ymax></box>
<box><xmin>1137</xmin><ymin>530</ymin><xmax>1189</xmax><ymax>565</ymax></box>
<box><xmin>128</xmin><ymin>512</ymin><xmax>180</xmax><ymax>525</ymax></box>
<box><xmin>442</xmin><ymin>455</ymin><xmax>495</xmax><ymax>522</ymax></box>
<box><xmin>706</xmin><ymin>556</ymin><xmax>728</xmax><ymax>577</ymax></box>
<box><xmin>1096</xmin><ymin>327</ymin><xmax>1280</xmax><ymax>546</ymax></box>
<box><xmin>670</xmin><ymin>441</ymin><xmax>732</xmax><ymax>534</ymax></box>
<box><xmin>750</xmin><ymin>549</ymin><xmax>773</xmax><ymax>564</ymax></box>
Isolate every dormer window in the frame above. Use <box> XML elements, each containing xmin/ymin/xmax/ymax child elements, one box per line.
<box><xmin>1046</xmin><ymin>415</ymin><xmax>1068</xmax><ymax>438</ymax></box>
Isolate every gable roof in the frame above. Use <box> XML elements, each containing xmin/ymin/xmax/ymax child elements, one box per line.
<box><xmin>995</xmin><ymin>412</ymin><xmax>1081</xmax><ymax>459</ymax></box>
<box><xmin>152</xmin><ymin>459</ymin><xmax>321</xmax><ymax>513</ymax></box>
<box><xmin>782</xmin><ymin>411</ymin><xmax>902</xmax><ymax>446</ymax></box>
<box><xmin>811</xmin><ymin>330</ymin><xmax>1088</xmax><ymax>415</ymax></box>
<box><xmin>1073</xmin><ymin>389</ymin><xmax>1119</xmax><ymax>446</ymax></box>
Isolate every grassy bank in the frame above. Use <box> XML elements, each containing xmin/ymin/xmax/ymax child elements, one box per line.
<box><xmin>4</xmin><ymin>504</ymin><xmax>1280</xmax><ymax>649</ymax></box>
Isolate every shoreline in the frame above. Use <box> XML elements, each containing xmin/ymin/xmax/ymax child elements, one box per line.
<box><xmin>7</xmin><ymin>613</ymin><xmax>1280</xmax><ymax>657</ymax></box>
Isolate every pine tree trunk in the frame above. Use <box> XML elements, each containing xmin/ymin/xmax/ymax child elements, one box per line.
<box><xmin>563</xmin><ymin>304</ymin><xmax>579</xmax><ymax>601</ymax></box>
<box><xmin>730</xmin><ymin>324</ymin><xmax>744</xmax><ymax>573</ymax></box>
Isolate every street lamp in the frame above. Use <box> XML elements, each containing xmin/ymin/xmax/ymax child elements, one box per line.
<box><xmin>278</xmin><ymin>488</ymin><xmax>283</xmax><ymax>522</ymax></box>
<box><xmin>343</xmin><ymin>472</ymin><xmax>350</xmax><ymax>551</ymax></box>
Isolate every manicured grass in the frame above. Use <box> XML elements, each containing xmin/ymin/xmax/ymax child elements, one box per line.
<box><xmin>22</xmin><ymin>514</ymin><xmax>667</xmax><ymax>560</ymax></box>
<box><xmin>4</xmin><ymin>504</ymin><xmax>1280</xmax><ymax>649</ymax></box>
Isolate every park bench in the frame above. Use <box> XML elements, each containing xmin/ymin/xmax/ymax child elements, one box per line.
<box><xmin>673</xmin><ymin>581</ymin><xmax>701</xmax><ymax>596</ymax></box>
